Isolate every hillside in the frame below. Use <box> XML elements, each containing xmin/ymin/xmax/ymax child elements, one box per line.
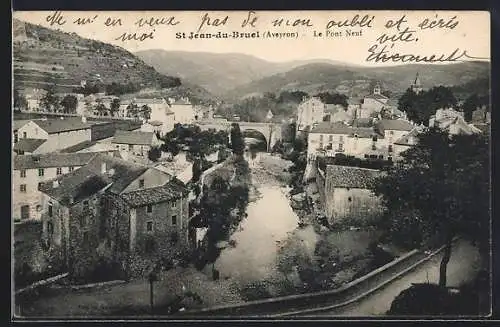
<box><xmin>134</xmin><ymin>50</ymin><xmax>352</xmax><ymax>96</ymax></box>
<box><xmin>223</xmin><ymin>61</ymin><xmax>491</xmax><ymax>101</ymax></box>
<box><xmin>12</xmin><ymin>19</ymin><xmax>218</xmax><ymax>104</ymax></box>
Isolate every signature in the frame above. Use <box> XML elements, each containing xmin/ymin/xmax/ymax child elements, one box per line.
<box><xmin>366</xmin><ymin>44</ymin><xmax>488</xmax><ymax>63</ymax></box>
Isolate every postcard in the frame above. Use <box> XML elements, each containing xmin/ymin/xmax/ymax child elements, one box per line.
<box><xmin>12</xmin><ymin>10</ymin><xmax>491</xmax><ymax>320</ymax></box>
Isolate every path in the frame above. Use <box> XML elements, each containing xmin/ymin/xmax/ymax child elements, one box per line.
<box><xmin>296</xmin><ymin>239</ymin><xmax>482</xmax><ymax>317</ymax></box>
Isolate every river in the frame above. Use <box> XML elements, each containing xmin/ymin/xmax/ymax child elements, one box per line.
<box><xmin>213</xmin><ymin>152</ymin><xmax>319</xmax><ymax>285</ymax></box>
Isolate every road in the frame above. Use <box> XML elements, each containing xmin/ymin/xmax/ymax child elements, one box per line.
<box><xmin>292</xmin><ymin>239</ymin><xmax>482</xmax><ymax>317</ymax></box>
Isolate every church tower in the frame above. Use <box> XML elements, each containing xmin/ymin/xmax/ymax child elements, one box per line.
<box><xmin>373</xmin><ymin>82</ymin><xmax>381</xmax><ymax>95</ymax></box>
<box><xmin>411</xmin><ymin>72</ymin><xmax>423</xmax><ymax>94</ymax></box>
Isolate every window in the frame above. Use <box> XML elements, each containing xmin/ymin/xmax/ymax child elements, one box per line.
<box><xmin>328</xmin><ymin>135</ymin><xmax>333</xmax><ymax>142</ymax></box>
<box><xmin>372</xmin><ymin>136</ymin><xmax>378</xmax><ymax>142</ymax></box>
<box><xmin>83</xmin><ymin>200</ymin><xmax>89</xmax><ymax>206</ymax></box>
<box><xmin>171</xmin><ymin>201</ymin><xmax>177</xmax><ymax>209</ymax></box>
<box><xmin>38</xmin><ymin>168</ymin><xmax>44</xmax><ymax>177</ymax></box>
<box><xmin>146</xmin><ymin>221</ymin><xmax>153</xmax><ymax>232</ymax></box>
<box><xmin>21</xmin><ymin>205</ymin><xmax>30</xmax><ymax>220</ymax></box>
<box><xmin>139</xmin><ymin>179</ymin><xmax>145</xmax><ymax>188</ymax></box>
<box><xmin>364</xmin><ymin>154</ymin><xmax>369</xmax><ymax>159</ymax></box>
<box><xmin>47</xmin><ymin>221</ymin><xmax>54</xmax><ymax>237</ymax></box>
<box><xmin>20</xmin><ymin>184</ymin><xmax>27</xmax><ymax>192</ymax></box>
<box><xmin>339</xmin><ymin>136</ymin><xmax>344</xmax><ymax>143</ymax></box>
<box><xmin>348</xmin><ymin>197</ymin><xmax>352</xmax><ymax>202</ymax></box>
<box><xmin>372</xmin><ymin>144</ymin><xmax>377</xmax><ymax>150</ymax></box>
<box><xmin>56</xmin><ymin>167</ymin><xmax>62</xmax><ymax>175</ymax></box>
<box><xmin>388</xmin><ymin>145</ymin><xmax>393</xmax><ymax>153</ymax></box>
<box><xmin>69</xmin><ymin>166</ymin><xmax>74</xmax><ymax>172</ymax></box>
<box><xmin>128</xmin><ymin>144</ymin><xmax>133</xmax><ymax>151</ymax></box>
<box><xmin>83</xmin><ymin>231</ymin><xmax>89</xmax><ymax>244</ymax></box>
<box><xmin>48</xmin><ymin>205</ymin><xmax>53</xmax><ymax>217</ymax></box>
<box><xmin>378</xmin><ymin>155</ymin><xmax>384</xmax><ymax>159</ymax></box>
<box><xmin>338</xmin><ymin>143</ymin><xmax>344</xmax><ymax>151</ymax></box>
<box><xmin>20</xmin><ymin>170</ymin><xmax>26</xmax><ymax>178</ymax></box>
<box><xmin>171</xmin><ymin>215</ymin><xmax>177</xmax><ymax>226</ymax></box>
<box><xmin>388</xmin><ymin>156</ymin><xmax>393</xmax><ymax>162</ymax></box>
<box><xmin>319</xmin><ymin>134</ymin><xmax>324</xmax><ymax>142</ymax></box>
<box><xmin>36</xmin><ymin>205</ymin><xmax>42</xmax><ymax>212</ymax></box>
<box><xmin>389</xmin><ymin>131</ymin><xmax>394</xmax><ymax>135</ymax></box>
<box><xmin>38</xmin><ymin>182</ymin><xmax>43</xmax><ymax>189</ymax></box>
<box><xmin>147</xmin><ymin>204</ymin><xmax>153</xmax><ymax>213</ymax></box>
<box><xmin>14</xmin><ymin>132</ymin><xmax>18</xmax><ymax>143</ymax></box>
<box><xmin>23</xmin><ymin>132</ymin><xmax>27</xmax><ymax>138</ymax></box>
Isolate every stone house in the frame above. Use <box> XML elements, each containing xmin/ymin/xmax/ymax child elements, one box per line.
<box><xmin>307</xmin><ymin>122</ymin><xmax>382</xmax><ymax>160</ymax></box>
<box><xmin>307</xmin><ymin>119</ymin><xmax>415</xmax><ymax>162</ymax></box>
<box><xmin>318</xmin><ymin>165</ymin><xmax>385</xmax><ymax>225</ymax></box>
<box><xmin>429</xmin><ymin>108</ymin><xmax>482</xmax><ymax>136</ymax></box>
<box><xmin>141</xmin><ymin>120</ymin><xmax>164</xmax><ymax>135</ymax></box>
<box><xmin>13</xmin><ymin>120</ymin><xmax>31</xmax><ymax>152</ymax></box>
<box><xmin>296</xmin><ymin>96</ymin><xmax>326</xmax><ymax>133</ymax></box>
<box><xmin>15</xmin><ymin>118</ymin><xmax>92</xmax><ymax>154</ymax></box>
<box><xmin>38</xmin><ymin>153</ymin><xmax>190</xmax><ymax>278</ymax></box>
<box><xmin>373</xmin><ymin>119</ymin><xmax>415</xmax><ymax>160</ymax></box>
<box><xmin>13</xmin><ymin>152</ymin><xmax>103</xmax><ymax>222</ymax></box>
<box><xmin>169</xmin><ymin>97</ymin><xmax>195</xmax><ymax>125</ymax></box>
<box><xmin>111</xmin><ymin>130</ymin><xmax>162</xmax><ymax>157</ymax></box>
<box><xmin>357</xmin><ymin>83</ymin><xmax>389</xmax><ymax>119</ymax></box>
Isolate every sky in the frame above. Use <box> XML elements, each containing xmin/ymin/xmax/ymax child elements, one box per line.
<box><xmin>13</xmin><ymin>10</ymin><xmax>490</xmax><ymax>66</ymax></box>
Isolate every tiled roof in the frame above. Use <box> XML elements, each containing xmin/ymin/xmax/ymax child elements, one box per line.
<box><xmin>310</xmin><ymin>122</ymin><xmax>380</xmax><ymax>138</ymax></box>
<box><xmin>171</xmin><ymin>98</ymin><xmax>191</xmax><ymax>105</ymax></box>
<box><xmin>365</xmin><ymin>93</ymin><xmax>388</xmax><ymax>100</ymax></box>
<box><xmin>377</xmin><ymin>119</ymin><xmax>414</xmax><ymax>132</ymax></box>
<box><xmin>148</xmin><ymin>120</ymin><xmax>163</xmax><ymax>126</ymax></box>
<box><xmin>32</xmin><ymin>118</ymin><xmax>92</xmax><ymax>134</ymax></box>
<box><xmin>135</xmin><ymin>98</ymin><xmax>167</xmax><ymax>105</ymax></box>
<box><xmin>14</xmin><ymin>152</ymin><xmax>98</xmax><ymax>170</ymax></box>
<box><xmin>310</xmin><ymin>122</ymin><xmax>352</xmax><ymax>134</ymax></box>
<box><xmin>82</xmin><ymin>154</ymin><xmax>149</xmax><ymax>194</ymax></box>
<box><xmin>351</xmin><ymin>118</ymin><xmax>374</xmax><ymax>128</ymax></box>
<box><xmin>59</xmin><ymin>140</ymin><xmax>98</xmax><ymax>153</ymax></box>
<box><xmin>39</xmin><ymin>166</ymin><xmax>110</xmax><ymax>205</ymax></box>
<box><xmin>120</xmin><ymin>178</ymin><xmax>188</xmax><ymax>207</ymax></box>
<box><xmin>39</xmin><ymin>153</ymin><xmax>149</xmax><ymax>203</ymax></box>
<box><xmin>394</xmin><ymin>128</ymin><xmax>422</xmax><ymax>146</ymax></box>
<box><xmin>326</xmin><ymin>165</ymin><xmax>383</xmax><ymax>189</ymax></box>
<box><xmin>112</xmin><ymin>130</ymin><xmax>155</xmax><ymax>145</ymax></box>
<box><xmin>13</xmin><ymin>120</ymin><xmax>31</xmax><ymax>131</ymax></box>
<box><xmin>13</xmin><ymin>138</ymin><xmax>46</xmax><ymax>152</ymax></box>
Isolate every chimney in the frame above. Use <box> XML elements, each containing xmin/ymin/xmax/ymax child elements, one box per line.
<box><xmin>53</xmin><ymin>180</ymin><xmax>59</xmax><ymax>188</ymax></box>
<box><xmin>101</xmin><ymin>162</ymin><xmax>107</xmax><ymax>174</ymax></box>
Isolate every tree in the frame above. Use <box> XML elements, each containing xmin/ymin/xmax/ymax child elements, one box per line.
<box><xmin>60</xmin><ymin>94</ymin><xmax>78</xmax><ymax>114</ymax></box>
<box><xmin>95</xmin><ymin>102</ymin><xmax>109</xmax><ymax>116</ymax></box>
<box><xmin>398</xmin><ymin>86</ymin><xmax>457</xmax><ymax>125</ymax></box>
<box><xmin>230</xmin><ymin>123</ymin><xmax>245</xmax><ymax>156</ymax></box>
<box><xmin>315</xmin><ymin>92</ymin><xmax>348</xmax><ymax>108</ymax></box>
<box><xmin>141</xmin><ymin>105</ymin><xmax>152</xmax><ymax>120</ymax></box>
<box><xmin>110</xmin><ymin>98</ymin><xmax>120</xmax><ymax>117</ymax></box>
<box><xmin>126</xmin><ymin>103</ymin><xmax>139</xmax><ymax>118</ymax></box>
<box><xmin>192</xmin><ymin>158</ymin><xmax>203</xmax><ymax>183</ymax></box>
<box><xmin>13</xmin><ymin>88</ymin><xmax>27</xmax><ymax>111</ymax></box>
<box><xmin>372</xmin><ymin>128</ymin><xmax>490</xmax><ymax>287</ymax></box>
<box><xmin>148</xmin><ymin>147</ymin><xmax>161</xmax><ymax>162</ymax></box>
<box><xmin>40</xmin><ymin>86</ymin><xmax>60</xmax><ymax>112</ymax></box>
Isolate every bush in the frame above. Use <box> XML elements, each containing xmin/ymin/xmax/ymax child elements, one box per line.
<box><xmin>148</xmin><ymin>147</ymin><xmax>161</xmax><ymax>162</ymax></box>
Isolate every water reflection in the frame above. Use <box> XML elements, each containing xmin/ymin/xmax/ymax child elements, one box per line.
<box><xmin>214</xmin><ymin>168</ymin><xmax>319</xmax><ymax>285</ymax></box>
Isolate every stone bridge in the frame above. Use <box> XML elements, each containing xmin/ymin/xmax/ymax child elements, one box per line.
<box><xmin>196</xmin><ymin>120</ymin><xmax>282</xmax><ymax>151</ymax></box>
